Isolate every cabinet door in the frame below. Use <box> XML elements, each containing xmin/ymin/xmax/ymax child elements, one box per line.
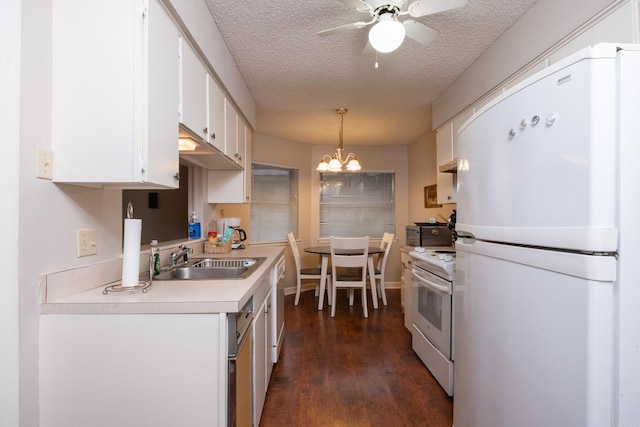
<box><xmin>207</xmin><ymin>169</ymin><xmax>247</xmax><ymax>203</ymax></box>
<box><xmin>436</xmin><ymin>125</ymin><xmax>455</xmax><ymax>204</ymax></box>
<box><xmin>253</xmin><ymin>292</ymin><xmax>270</xmax><ymax>427</ymax></box>
<box><xmin>436</xmin><ymin>123</ymin><xmax>454</xmax><ymax>165</ymax></box>
<box><xmin>51</xmin><ymin>0</ymin><xmax>179</xmax><ymax>189</ymax></box>
<box><xmin>265</xmin><ymin>290</ymin><xmax>274</xmax><ymax>382</ymax></box>
<box><xmin>180</xmin><ymin>38</ymin><xmax>208</xmax><ymax>141</ymax></box>
<box><xmin>145</xmin><ymin>0</ymin><xmax>181</xmax><ymax>188</ymax></box>
<box><xmin>207</xmin><ymin>75</ymin><xmax>225</xmax><ymax>152</ymax></box>
<box><xmin>225</xmin><ymin>98</ymin><xmax>238</xmax><ymax>160</ymax></box>
<box><xmin>401</xmin><ymin>253</ymin><xmax>414</xmax><ymax>331</ymax></box>
<box><xmin>235</xmin><ymin>116</ymin><xmax>247</xmax><ymax>169</ymax></box>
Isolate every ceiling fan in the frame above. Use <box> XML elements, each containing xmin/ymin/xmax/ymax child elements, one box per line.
<box><xmin>318</xmin><ymin>0</ymin><xmax>467</xmax><ymax>53</ymax></box>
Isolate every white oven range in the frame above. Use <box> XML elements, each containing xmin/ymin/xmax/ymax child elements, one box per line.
<box><xmin>409</xmin><ymin>248</ymin><xmax>455</xmax><ymax>396</ymax></box>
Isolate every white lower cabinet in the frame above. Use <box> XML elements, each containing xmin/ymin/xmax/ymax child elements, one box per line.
<box><xmin>39</xmin><ymin>314</ymin><xmax>227</xmax><ymax>427</ymax></box>
<box><xmin>252</xmin><ymin>273</ymin><xmax>275</xmax><ymax>426</ymax></box>
<box><xmin>401</xmin><ymin>251</ymin><xmax>414</xmax><ymax>331</ymax></box>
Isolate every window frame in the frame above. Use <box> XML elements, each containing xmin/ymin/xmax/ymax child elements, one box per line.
<box><xmin>318</xmin><ymin>171</ymin><xmax>396</xmax><ymax>239</ymax></box>
<box><xmin>250</xmin><ymin>162</ymin><xmax>299</xmax><ymax>243</ymax></box>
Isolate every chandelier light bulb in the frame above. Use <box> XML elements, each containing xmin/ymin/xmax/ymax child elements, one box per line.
<box><xmin>368</xmin><ymin>14</ymin><xmax>406</xmax><ymax>53</ymax></box>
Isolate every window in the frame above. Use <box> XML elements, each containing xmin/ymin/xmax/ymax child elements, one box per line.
<box><xmin>320</xmin><ymin>172</ymin><xmax>395</xmax><ymax>238</ymax></box>
<box><xmin>250</xmin><ymin>163</ymin><xmax>299</xmax><ymax>242</ymax></box>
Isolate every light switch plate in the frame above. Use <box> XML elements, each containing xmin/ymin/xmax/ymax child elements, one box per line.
<box><xmin>77</xmin><ymin>229</ymin><xmax>98</xmax><ymax>257</ymax></box>
<box><xmin>36</xmin><ymin>146</ymin><xmax>53</xmax><ymax>180</ymax></box>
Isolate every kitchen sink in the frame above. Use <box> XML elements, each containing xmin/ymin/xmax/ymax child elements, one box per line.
<box><xmin>154</xmin><ymin>257</ymin><xmax>266</xmax><ymax>281</ymax></box>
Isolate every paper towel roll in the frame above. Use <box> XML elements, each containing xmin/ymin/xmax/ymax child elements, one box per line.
<box><xmin>121</xmin><ymin>218</ymin><xmax>142</xmax><ymax>287</ymax></box>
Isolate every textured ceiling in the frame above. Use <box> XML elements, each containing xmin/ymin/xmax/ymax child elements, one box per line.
<box><xmin>205</xmin><ymin>0</ymin><xmax>539</xmax><ymax>146</ymax></box>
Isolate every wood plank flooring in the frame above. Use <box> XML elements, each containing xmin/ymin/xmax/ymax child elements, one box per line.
<box><xmin>259</xmin><ymin>289</ymin><xmax>453</xmax><ymax>426</ymax></box>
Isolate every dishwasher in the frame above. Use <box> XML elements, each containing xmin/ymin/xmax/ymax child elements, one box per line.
<box><xmin>228</xmin><ymin>297</ymin><xmax>253</xmax><ymax>427</ymax></box>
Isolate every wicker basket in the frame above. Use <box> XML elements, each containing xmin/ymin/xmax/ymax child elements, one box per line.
<box><xmin>204</xmin><ymin>241</ymin><xmax>232</xmax><ymax>254</ymax></box>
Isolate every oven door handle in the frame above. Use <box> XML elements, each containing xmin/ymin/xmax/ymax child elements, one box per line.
<box><xmin>411</xmin><ymin>268</ymin><xmax>452</xmax><ymax>295</ymax></box>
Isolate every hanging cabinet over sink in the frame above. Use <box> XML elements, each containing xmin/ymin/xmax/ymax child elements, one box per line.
<box><xmin>51</xmin><ymin>0</ymin><xmax>181</xmax><ymax>189</ymax></box>
<box><xmin>178</xmin><ymin>37</ymin><xmax>250</xmax><ymax>172</ymax></box>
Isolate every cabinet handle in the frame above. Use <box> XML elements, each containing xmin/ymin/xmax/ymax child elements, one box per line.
<box><xmin>203</xmin><ymin>127</ymin><xmax>208</xmax><ymax>135</ymax></box>
<box><xmin>211</xmin><ymin>132</ymin><xmax>216</xmax><ymax>139</ymax></box>
<box><xmin>174</xmin><ymin>173</ymin><xmax>180</xmax><ymax>181</ymax></box>
<box><xmin>234</xmin><ymin>152</ymin><xmax>239</xmax><ymax>158</ymax></box>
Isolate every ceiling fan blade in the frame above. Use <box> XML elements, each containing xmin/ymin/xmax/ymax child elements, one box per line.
<box><xmin>403</xmin><ymin>20</ymin><xmax>439</xmax><ymax>45</ymax></box>
<box><xmin>407</xmin><ymin>0</ymin><xmax>467</xmax><ymax>17</ymax></box>
<box><xmin>318</xmin><ymin>21</ymin><xmax>370</xmax><ymax>36</ymax></box>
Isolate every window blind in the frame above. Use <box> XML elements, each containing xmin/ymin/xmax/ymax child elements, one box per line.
<box><xmin>250</xmin><ymin>163</ymin><xmax>298</xmax><ymax>242</ymax></box>
<box><xmin>319</xmin><ymin>172</ymin><xmax>395</xmax><ymax>238</ymax></box>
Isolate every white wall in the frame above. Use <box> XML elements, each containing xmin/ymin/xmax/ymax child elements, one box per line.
<box><xmin>248</xmin><ymin>134</ymin><xmax>408</xmax><ymax>287</ymax></box>
<box><xmin>1</xmin><ymin>0</ymin><xmax>22</xmax><ymax>425</ymax></box>
<box><xmin>407</xmin><ymin>123</ymin><xmax>456</xmax><ymax>226</ymax></box>
<box><xmin>433</xmin><ymin>0</ymin><xmax>632</xmax><ymax>128</ymax></box>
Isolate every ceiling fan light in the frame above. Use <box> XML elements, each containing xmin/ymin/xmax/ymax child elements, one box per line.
<box><xmin>368</xmin><ymin>15</ymin><xmax>406</xmax><ymax>53</ymax></box>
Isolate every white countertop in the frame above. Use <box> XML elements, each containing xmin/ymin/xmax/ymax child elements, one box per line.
<box><xmin>41</xmin><ymin>245</ymin><xmax>285</xmax><ymax>315</ymax></box>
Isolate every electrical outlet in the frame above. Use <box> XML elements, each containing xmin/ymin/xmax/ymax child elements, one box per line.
<box><xmin>36</xmin><ymin>146</ymin><xmax>53</xmax><ymax>180</ymax></box>
<box><xmin>77</xmin><ymin>229</ymin><xmax>98</xmax><ymax>257</ymax></box>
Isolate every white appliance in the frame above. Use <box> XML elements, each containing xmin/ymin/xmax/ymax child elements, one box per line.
<box><xmin>410</xmin><ymin>249</ymin><xmax>456</xmax><ymax>396</ymax></box>
<box><xmin>454</xmin><ymin>43</ymin><xmax>640</xmax><ymax>427</ymax></box>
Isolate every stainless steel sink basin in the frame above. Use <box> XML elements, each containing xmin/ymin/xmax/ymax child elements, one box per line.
<box><xmin>154</xmin><ymin>257</ymin><xmax>266</xmax><ymax>281</ymax></box>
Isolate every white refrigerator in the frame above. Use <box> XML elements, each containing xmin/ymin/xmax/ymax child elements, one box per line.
<box><xmin>453</xmin><ymin>43</ymin><xmax>640</xmax><ymax>427</ymax></box>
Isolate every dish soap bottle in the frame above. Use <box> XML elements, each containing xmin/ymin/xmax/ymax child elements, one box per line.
<box><xmin>150</xmin><ymin>240</ymin><xmax>161</xmax><ymax>276</ymax></box>
<box><xmin>188</xmin><ymin>211</ymin><xmax>201</xmax><ymax>240</ymax></box>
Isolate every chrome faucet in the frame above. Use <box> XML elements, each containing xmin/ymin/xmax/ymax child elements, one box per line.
<box><xmin>168</xmin><ymin>244</ymin><xmax>193</xmax><ymax>269</ymax></box>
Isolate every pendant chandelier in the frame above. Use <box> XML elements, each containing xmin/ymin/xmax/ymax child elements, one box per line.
<box><xmin>317</xmin><ymin>108</ymin><xmax>362</xmax><ymax>172</ymax></box>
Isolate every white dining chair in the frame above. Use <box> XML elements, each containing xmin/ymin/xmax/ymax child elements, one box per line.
<box><xmin>370</xmin><ymin>232</ymin><xmax>394</xmax><ymax>306</ymax></box>
<box><xmin>330</xmin><ymin>236</ymin><xmax>370</xmax><ymax>318</ymax></box>
<box><xmin>287</xmin><ymin>232</ymin><xmax>330</xmax><ymax>306</ymax></box>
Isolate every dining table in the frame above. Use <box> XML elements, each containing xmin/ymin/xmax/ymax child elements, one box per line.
<box><xmin>304</xmin><ymin>246</ymin><xmax>384</xmax><ymax>311</ymax></box>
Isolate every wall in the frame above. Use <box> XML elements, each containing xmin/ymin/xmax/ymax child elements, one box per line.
<box><xmin>407</xmin><ymin>113</ymin><xmax>456</xmax><ymax>226</ymax></box>
<box><xmin>245</xmin><ymin>134</ymin><xmax>409</xmax><ymax>291</ymax></box>
<box><xmin>18</xmin><ymin>0</ymin><xmax>125</xmax><ymax>424</ymax></box>
<box><xmin>1</xmin><ymin>0</ymin><xmax>21</xmax><ymax>425</ymax></box>
<box><xmin>433</xmin><ymin>0</ymin><xmax>633</xmax><ymax>128</ymax></box>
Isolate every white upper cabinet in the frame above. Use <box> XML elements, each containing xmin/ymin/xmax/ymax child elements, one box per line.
<box><xmin>225</xmin><ymin>99</ymin><xmax>238</xmax><ymax>162</ymax></box>
<box><xmin>436</xmin><ymin>123</ymin><xmax>455</xmax><ymax>167</ymax></box>
<box><xmin>207</xmin><ymin>75</ymin><xmax>226</xmax><ymax>153</ymax></box>
<box><xmin>436</xmin><ymin>124</ymin><xmax>455</xmax><ymax>204</ymax></box>
<box><xmin>236</xmin><ymin>116</ymin><xmax>248</xmax><ymax>170</ymax></box>
<box><xmin>179</xmin><ymin>38</ymin><xmax>208</xmax><ymax>142</ymax></box>
<box><xmin>436</xmin><ymin>109</ymin><xmax>473</xmax><ymax>204</ymax></box>
<box><xmin>51</xmin><ymin>0</ymin><xmax>180</xmax><ymax>189</ymax></box>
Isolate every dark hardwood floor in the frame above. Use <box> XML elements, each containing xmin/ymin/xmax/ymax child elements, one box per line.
<box><xmin>259</xmin><ymin>288</ymin><xmax>453</xmax><ymax>427</ymax></box>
